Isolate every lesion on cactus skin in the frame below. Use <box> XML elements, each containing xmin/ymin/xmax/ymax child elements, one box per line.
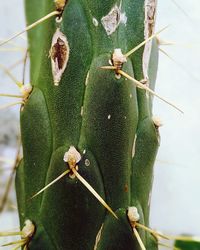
<box><xmin>50</xmin><ymin>28</ymin><xmax>70</xmax><ymax>86</ymax></box>
<box><xmin>101</xmin><ymin>3</ymin><xmax>127</xmax><ymax>36</ymax></box>
<box><xmin>143</xmin><ymin>0</ymin><xmax>157</xmax><ymax>79</ymax></box>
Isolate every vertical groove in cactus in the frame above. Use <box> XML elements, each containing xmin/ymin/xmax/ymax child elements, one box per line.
<box><xmin>15</xmin><ymin>0</ymin><xmax>160</xmax><ymax>249</ymax></box>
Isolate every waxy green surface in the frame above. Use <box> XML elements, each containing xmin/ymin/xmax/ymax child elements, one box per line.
<box><xmin>16</xmin><ymin>0</ymin><xmax>159</xmax><ymax>249</ymax></box>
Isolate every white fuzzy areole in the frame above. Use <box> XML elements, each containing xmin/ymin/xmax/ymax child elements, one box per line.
<box><xmin>112</xmin><ymin>48</ymin><xmax>127</xmax><ymax>64</ymax></box>
<box><xmin>152</xmin><ymin>115</ymin><xmax>163</xmax><ymax>127</ymax></box>
<box><xmin>94</xmin><ymin>224</ymin><xmax>104</xmax><ymax>250</ymax></box>
<box><xmin>127</xmin><ymin>206</ymin><xmax>140</xmax><ymax>222</ymax></box>
<box><xmin>63</xmin><ymin>146</ymin><xmax>81</xmax><ymax>166</ymax></box>
<box><xmin>20</xmin><ymin>84</ymin><xmax>32</xmax><ymax>99</ymax></box>
<box><xmin>22</xmin><ymin>220</ymin><xmax>35</xmax><ymax>238</ymax></box>
<box><xmin>50</xmin><ymin>28</ymin><xmax>69</xmax><ymax>86</ymax></box>
<box><xmin>143</xmin><ymin>0</ymin><xmax>157</xmax><ymax>80</ymax></box>
<box><xmin>101</xmin><ymin>4</ymin><xmax>127</xmax><ymax>35</ymax></box>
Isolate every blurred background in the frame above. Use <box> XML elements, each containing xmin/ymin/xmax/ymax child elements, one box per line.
<box><xmin>0</xmin><ymin>0</ymin><xmax>200</xmax><ymax>249</ymax></box>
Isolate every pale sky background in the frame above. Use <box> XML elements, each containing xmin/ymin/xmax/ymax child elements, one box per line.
<box><xmin>0</xmin><ymin>0</ymin><xmax>200</xmax><ymax>248</ymax></box>
<box><xmin>151</xmin><ymin>0</ymin><xmax>200</xmax><ymax>236</ymax></box>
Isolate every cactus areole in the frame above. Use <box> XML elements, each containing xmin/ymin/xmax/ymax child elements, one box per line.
<box><xmin>16</xmin><ymin>0</ymin><xmax>160</xmax><ymax>249</ymax></box>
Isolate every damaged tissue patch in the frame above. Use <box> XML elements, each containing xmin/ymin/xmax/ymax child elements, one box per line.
<box><xmin>101</xmin><ymin>5</ymin><xmax>127</xmax><ymax>35</ymax></box>
<box><xmin>50</xmin><ymin>28</ymin><xmax>69</xmax><ymax>86</ymax></box>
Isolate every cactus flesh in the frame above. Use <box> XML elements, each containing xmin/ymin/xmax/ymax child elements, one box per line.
<box><xmin>15</xmin><ymin>0</ymin><xmax>160</xmax><ymax>249</ymax></box>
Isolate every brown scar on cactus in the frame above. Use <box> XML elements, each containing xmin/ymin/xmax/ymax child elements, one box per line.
<box><xmin>143</xmin><ymin>0</ymin><xmax>157</xmax><ymax>80</ymax></box>
<box><xmin>50</xmin><ymin>28</ymin><xmax>69</xmax><ymax>86</ymax></box>
<box><xmin>144</xmin><ymin>0</ymin><xmax>157</xmax><ymax>37</ymax></box>
<box><xmin>0</xmin><ymin>219</ymin><xmax>35</xmax><ymax>249</ymax></box>
<box><xmin>31</xmin><ymin>146</ymin><xmax>118</xmax><ymax>219</ymax></box>
<box><xmin>101</xmin><ymin>2</ymin><xmax>127</xmax><ymax>35</ymax></box>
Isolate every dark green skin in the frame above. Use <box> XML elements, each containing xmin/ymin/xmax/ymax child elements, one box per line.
<box><xmin>175</xmin><ymin>239</ymin><xmax>200</xmax><ymax>250</ymax></box>
<box><xmin>16</xmin><ymin>0</ymin><xmax>159</xmax><ymax>249</ymax></box>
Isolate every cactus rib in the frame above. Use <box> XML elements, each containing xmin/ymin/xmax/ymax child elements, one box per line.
<box><xmin>10</xmin><ymin>0</ymin><xmax>170</xmax><ymax>249</ymax></box>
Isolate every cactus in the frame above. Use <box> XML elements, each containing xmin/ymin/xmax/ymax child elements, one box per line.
<box><xmin>174</xmin><ymin>238</ymin><xmax>200</xmax><ymax>250</ymax></box>
<box><xmin>1</xmin><ymin>0</ymin><xmax>170</xmax><ymax>249</ymax></box>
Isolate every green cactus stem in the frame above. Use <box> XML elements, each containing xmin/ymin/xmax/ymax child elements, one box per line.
<box><xmin>15</xmin><ymin>0</ymin><xmax>162</xmax><ymax>249</ymax></box>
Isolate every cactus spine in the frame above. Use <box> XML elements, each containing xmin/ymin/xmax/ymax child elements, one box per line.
<box><xmin>15</xmin><ymin>0</ymin><xmax>160</xmax><ymax>249</ymax></box>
